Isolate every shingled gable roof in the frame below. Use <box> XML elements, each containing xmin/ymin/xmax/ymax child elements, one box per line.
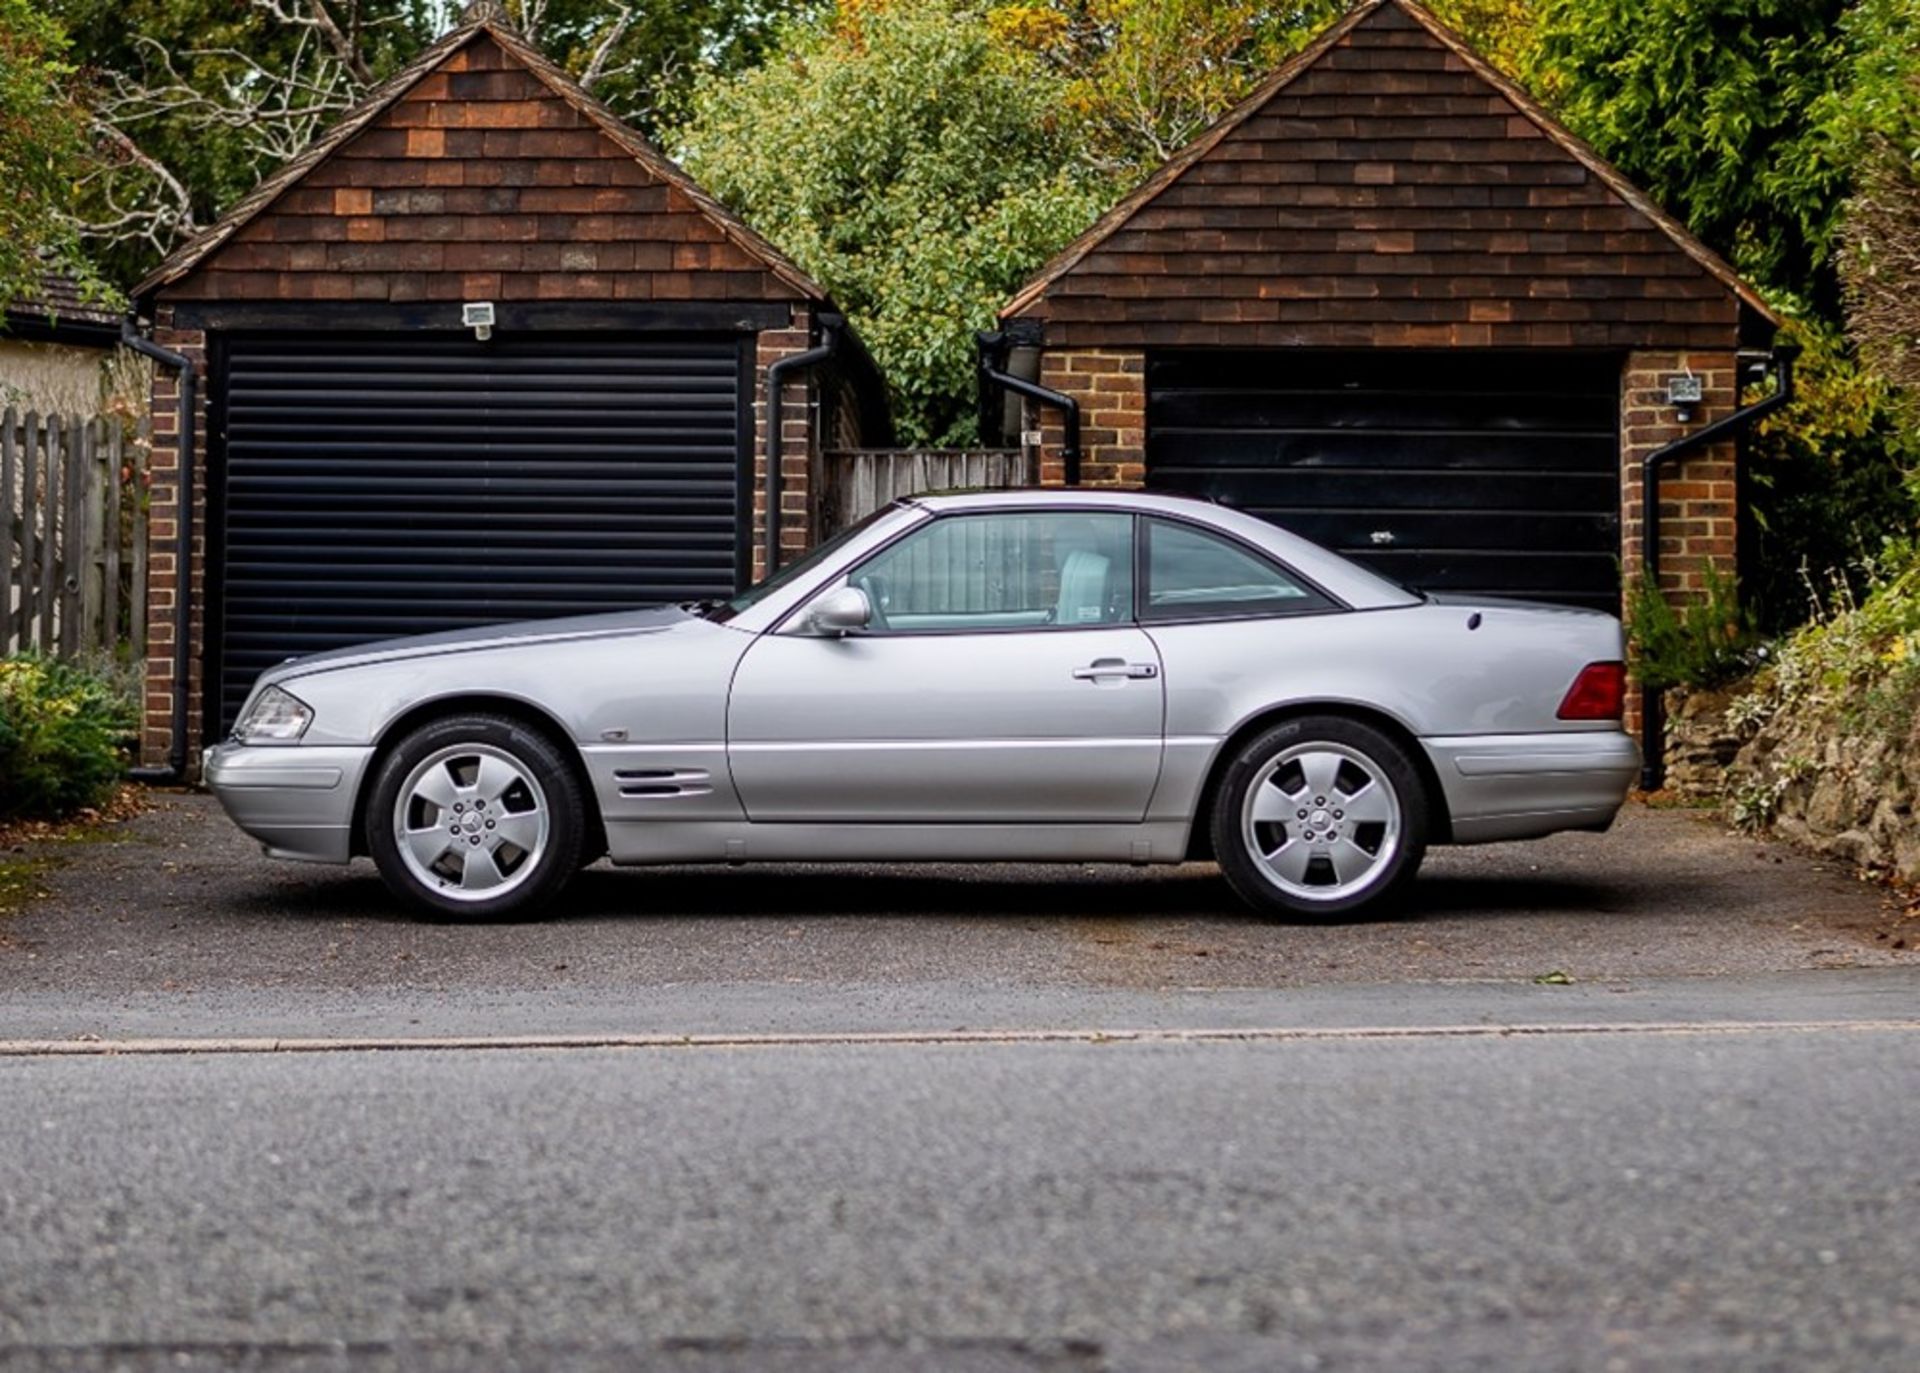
<box><xmin>1002</xmin><ymin>0</ymin><xmax>1777</xmax><ymax>329</ymax></box>
<box><xmin>132</xmin><ymin>9</ymin><xmax>827</xmax><ymax>306</ymax></box>
<box><xmin>7</xmin><ymin>272</ymin><xmax>119</xmax><ymax>327</ymax></box>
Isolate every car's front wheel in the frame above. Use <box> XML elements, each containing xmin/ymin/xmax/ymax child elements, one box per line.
<box><xmin>366</xmin><ymin>714</ymin><xmax>585</xmax><ymax>920</ymax></box>
<box><xmin>1212</xmin><ymin>715</ymin><xmax>1428</xmax><ymax>921</ymax></box>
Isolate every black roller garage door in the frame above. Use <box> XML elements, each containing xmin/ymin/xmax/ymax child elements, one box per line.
<box><xmin>212</xmin><ymin>332</ymin><xmax>747</xmax><ymax>731</ymax></box>
<box><xmin>1146</xmin><ymin>350</ymin><xmax>1621</xmax><ymax>611</ymax></box>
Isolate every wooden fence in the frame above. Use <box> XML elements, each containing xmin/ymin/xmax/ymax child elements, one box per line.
<box><xmin>824</xmin><ymin>449</ymin><xmax>1030</xmax><ymax>535</ymax></box>
<box><xmin>2</xmin><ymin>409</ymin><xmax>151</xmax><ymax>660</ymax></box>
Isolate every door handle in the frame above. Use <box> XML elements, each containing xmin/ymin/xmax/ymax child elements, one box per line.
<box><xmin>1073</xmin><ymin>658</ymin><xmax>1158</xmax><ymax>681</ymax></box>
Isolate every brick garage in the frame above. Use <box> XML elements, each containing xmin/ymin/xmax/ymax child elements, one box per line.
<box><xmin>999</xmin><ymin>0</ymin><xmax>1777</xmax><ymax>619</ymax></box>
<box><xmin>128</xmin><ymin>3</ymin><xmax>885</xmax><ymax>769</ymax></box>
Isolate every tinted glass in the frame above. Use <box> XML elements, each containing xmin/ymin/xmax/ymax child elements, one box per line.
<box><xmin>851</xmin><ymin>511</ymin><xmax>1134</xmax><ymax>633</ymax></box>
<box><xmin>1144</xmin><ymin>518</ymin><xmax>1330</xmax><ymax>619</ymax></box>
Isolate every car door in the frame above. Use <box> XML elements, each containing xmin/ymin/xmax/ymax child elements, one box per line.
<box><xmin>727</xmin><ymin>509</ymin><xmax>1165</xmax><ymax>823</ymax></box>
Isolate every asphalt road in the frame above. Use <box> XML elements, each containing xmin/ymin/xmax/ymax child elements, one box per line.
<box><xmin>3</xmin><ymin>794</ymin><xmax>1917</xmax><ymax>1370</ymax></box>
<box><xmin>3</xmin><ymin>1017</ymin><xmax>1917</xmax><ymax>1372</ymax></box>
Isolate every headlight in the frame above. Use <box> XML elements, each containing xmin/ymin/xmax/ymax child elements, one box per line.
<box><xmin>233</xmin><ymin>685</ymin><xmax>314</xmax><ymax>744</ymax></box>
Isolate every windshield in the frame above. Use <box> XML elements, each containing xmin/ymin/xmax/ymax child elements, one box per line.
<box><xmin>709</xmin><ymin>504</ymin><xmax>901</xmax><ymax>621</ymax></box>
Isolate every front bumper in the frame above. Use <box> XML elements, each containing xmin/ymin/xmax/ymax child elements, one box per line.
<box><xmin>1421</xmin><ymin>731</ymin><xmax>1641</xmax><ymax>844</ymax></box>
<box><xmin>202</xmin><ymin>742</ymin><xmax>375</xmax><ymax>864</ymax></box>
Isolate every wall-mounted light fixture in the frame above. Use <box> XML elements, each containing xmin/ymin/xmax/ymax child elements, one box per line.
<box><xmin>1666</xmin><ymin>369</ymin><xmax>1703</xmax><ymax>423</ymax></box>
<box><xmin>462</xmin><ymin>301</ymin><xmax>496</xmax><ymax>342</ymax></box>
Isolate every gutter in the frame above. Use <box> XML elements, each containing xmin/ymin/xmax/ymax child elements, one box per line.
<box><xmin>763</xmin><ymin>312</ymin><xmax>842</xmax><ymax>576</ymax></box>
<box><xmin>976</xmin><ymin>327</ymin><xmax>1082</xmax><ymax>485</ymax></box>
<box><xmin>120</xmin><ymin>316</ymin><xmax>197</xmax><ymax>785</ymax></box>
<box><xmin>0</xmin><ymin>317</ymin><xmax>123</xmax><ymax>350</ymax></box>
<box><xmin>1638</xmin><ymin>343</ymin><xmax>1799</xmax><ymax>790</ymax></box>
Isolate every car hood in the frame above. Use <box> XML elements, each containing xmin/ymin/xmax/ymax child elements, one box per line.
<box><xmin>262</xmin><ymin>605</ymin><xmax>697</xmax><ymax>686</ymax></box>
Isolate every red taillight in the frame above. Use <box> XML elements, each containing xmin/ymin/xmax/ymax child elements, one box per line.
<box><xmin>1557</xmin><ymin>661</ymin><xmax>1627</xmax><ymax>721</ymax></box>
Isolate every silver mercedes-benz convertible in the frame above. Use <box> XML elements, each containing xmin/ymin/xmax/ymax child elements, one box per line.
<box><xmin>205</xmin><ymin>489</ymin><xmax>1638</xmax><ymax>921</ymax></box>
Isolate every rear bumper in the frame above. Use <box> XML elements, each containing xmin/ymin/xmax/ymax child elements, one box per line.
<box><xmin>202</xmin><ymin>742</ymin><xmax>374</xmax><ymax>864</ymax></box>
<box><xmin>1421</xmin><ymin>731</ymin><xmax>1640</xmax><ymax>844</ymax></box>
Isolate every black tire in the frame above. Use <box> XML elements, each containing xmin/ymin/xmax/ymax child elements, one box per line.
<box><xmin>1211</xmin><ymin>715</ymin><xmax>1429</xmax><ymax>921</ymax></box>
<box><xmin>365</xmin><ymin>713</ymin><xmax>585</xmax><ymax>921</ymax></box>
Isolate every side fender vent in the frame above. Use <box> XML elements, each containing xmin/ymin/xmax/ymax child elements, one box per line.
<box><xmin>613</xmin><ymin>768</ymin><xmax>713</xmax><ymax>800</ymax></box>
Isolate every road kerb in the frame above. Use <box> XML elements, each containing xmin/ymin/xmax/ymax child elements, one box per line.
<box><xmin>1</xmin><ymin>1018</ymin><xmax>1917</xmax><ymax>1057</ymax></box>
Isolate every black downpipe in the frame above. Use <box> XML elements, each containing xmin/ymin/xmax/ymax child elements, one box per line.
<box><xmin>764</xmin><ymin>313</ymin><xmax>842</xmax><ymax>576</ymax></box>
<box><xmin>1638</xmin><ymin>344</ymin><xmax>1799</xmax><ymax>790</ymax></box>
<box><xmin>121</xmin><ymin>317</ymin><xmax>197</xmax><ymax>784</ymax></box>
<box><xmin>976</xmin><ymin>330</ymin><xmax>1082</xmax><ymax>485</ymax></box>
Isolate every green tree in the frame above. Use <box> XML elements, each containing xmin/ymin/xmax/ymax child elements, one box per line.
<box><xmin>1426</xmin><ymin>0</ymin><xmax>1543</xmax><ymax>77</ymax></box>
<box><xmin>989</xmin><ymin>0</ymin><xmax>1342</xmax><ymax>173</ymax></box>
<box><xmin>1745</xmin><ymin>311</ymin><xmax>1920</xmax><ymax>629</ymax></box>
<box><xmin>0</xmin><ymin>0</ymin><xmax>99</xmax><ymax>319</ymax></box>
<box><xmin>1523</xmin><ymin>0</ymin><xmax>1857</xmax><ymax>309</ymax></box>
<box><xmin>677</xmin><ymin>1</ymin><xmax>1115</xmax><ymax>444</ymax></box>
<box><xmin>1834</xmin><ymin>0</ymin><xmax>1920</xmax><ymax>407</ymax></box>
<box><xmin>509</xmin><ymin>0</ymin><xmax>814</xmax><ymax>131</ymax></box>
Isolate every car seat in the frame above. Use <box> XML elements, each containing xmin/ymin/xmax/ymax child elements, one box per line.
<box><xmin>1055</xmin><ymin>550</ymin><xmax>1111</xmax><ymax>625</ymax></box>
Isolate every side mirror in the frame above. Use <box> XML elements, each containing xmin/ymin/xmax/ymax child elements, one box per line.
<box><xmin>807</xmin><ymin>585</ymin><xmax>872</xmax><ymax>637</ymax></box>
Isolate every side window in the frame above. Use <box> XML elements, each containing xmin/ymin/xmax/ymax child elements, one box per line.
<box><xmin>1144</xmin><ymin>518</ymin><xmax>1332</xmax><ymax>620</ymax></box>
<box><xmin>849</xmin><ymin>511</ymin><xmax>1134</xmax><ymax>633</ymax></box>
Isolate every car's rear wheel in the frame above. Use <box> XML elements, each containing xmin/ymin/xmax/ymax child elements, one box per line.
<box><xmin>366</xmin><ymin>714</ymin><xmax>584</xmax><ymax>920</ymax></box>
<box><xmin>1212</xmin><ymin>715</ymin><xmax>1428</xmax><ymax>921</ymax></box>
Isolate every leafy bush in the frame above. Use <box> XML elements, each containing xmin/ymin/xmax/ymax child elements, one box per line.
<box><xmin>1744</xmin><ymin>313</ymin><xmax>1920</xmax><ymax>633</ymax></box>
<box><xmin>0</xmin><ymin>655</ymin><xmax>137</xmax><ymax>821</ymax></box>
<box><xmin>1725</xmin><ymin>537</ymin><xmax>1920</xmax><ymax>740</ymax></box>
<box><xmin>1625</xmin><ymin>562</ymin><xmax>1761</xmax><ymax>691</ymax></box>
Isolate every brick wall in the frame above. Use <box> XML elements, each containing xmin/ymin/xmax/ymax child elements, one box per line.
<box><xmin>1619</xmin><ymin>350</ymin><xmax>1738</xmax><ymax>740</ymax></box>
<box><xmin>754</xmin><ymin>306</ymin><xmax>817</xmax><ymax>583</ymax></box>
<box><xmin>142</xmin><ymin>308</ymin><xmax>211</xmax><ymax>769</ymax></box>
<box><xmin>1620</xmin><ymin>350</ymin><xmax>1739</xmax><ymax>595</ymax></box>
<box><xmin>1033</xmin><ymin>350</ymin><xmax>1145</xmax><ymax>488</ymax></box>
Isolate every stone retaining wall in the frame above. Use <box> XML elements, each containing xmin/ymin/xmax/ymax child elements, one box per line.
<box><xmin>1664</xmin><ymin>682</ymin><xmax>1920</xmax><ymax>881</ymax></box>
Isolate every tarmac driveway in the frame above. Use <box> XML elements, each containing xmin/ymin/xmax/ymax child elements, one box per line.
<box><xmin>0</xmin><ymin>792</ymin><xmax>1908</xmax><ymax>1027</ymax></box>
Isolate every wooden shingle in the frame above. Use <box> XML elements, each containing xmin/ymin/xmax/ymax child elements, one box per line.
<box><xmin>1005</xmin><ymin>0</ymin><xmax>1772</xmax><ymax>350</ymax></box>
<box><xmin>135</xmin><ymin>18</ymin><xmax>825</xmax><ymax>309</ymax></box>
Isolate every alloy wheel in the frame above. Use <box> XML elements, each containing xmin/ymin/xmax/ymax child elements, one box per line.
<box><xmin>392</xmin><ymin>743</ymin><xmax>550</xmax><ymax>901</ymax></box>
<box><xmin>1240</xmin><ymin>741</ymin><xmax>1402</xmax><ymax>902</ymax></box>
